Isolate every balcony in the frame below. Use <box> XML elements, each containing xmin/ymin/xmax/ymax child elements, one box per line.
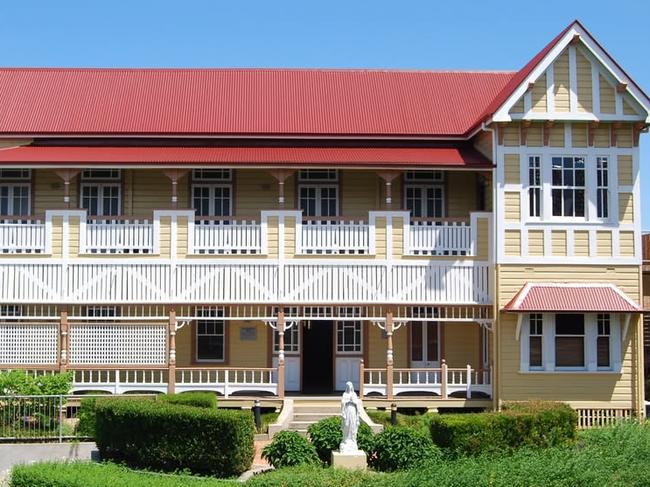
<box><xmin>84</xmin><ymin>217</ymin><xmax>155</xmax><ymax>254</ymax></box>
<box><xmin>0</xmin><ymin>218</ymin><xmax>47</xmax><ymax>254</ymax></box>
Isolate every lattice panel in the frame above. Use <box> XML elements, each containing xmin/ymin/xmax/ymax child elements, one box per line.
<box><xmin>0</xmin><ymin>323</ymin><xmax>58</xmax><ymax>364</ymax></box>
<box><xmin>69</xmin><ymin>324</ymin><xmax>166</xmax><ymax>365</ymax></box>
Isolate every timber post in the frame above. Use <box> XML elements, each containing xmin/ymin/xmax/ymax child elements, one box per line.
<box><xmin>167</xmin><ymin>308</ymin><xmax>177</xmax><ymax>394</ymax></box>
<box><xmin>277</xmin><ymin>308</ymin><xmax>285</xmax><ymax>399</ymax></box>
<box><xmin>386</xmin><ymin>309</ymin><xmax>394</xmax><ymax>400</ymax></box>
<box><xmin>59</xmin><ymin>307</ymin><xmax>68</xmax><ymax>373</ymax></box>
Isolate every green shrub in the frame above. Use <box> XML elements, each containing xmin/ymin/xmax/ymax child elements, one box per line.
<box><xmin>9</xmin><ymin>461</ymin><xmax>237</xmax><ymax>487</ymax></box>
<box><xmin>160</xmin><ymin>392</ymin><xmax>217</xmax><ymax>409</ymax></box>
<box><xmin>0</xmin><ymin>370</ymin><xmax>72</xmax><ymax>395</ymax></box>
<box><xmin>429</xmin><ymin>401</ymin><xmax>577</xmax><ymax>457</ymax></box>
<box><xmin>95</xmin><ymin>398</ymin><xmax>254</xmax><ymax>477</ymax></box>
<box><xmin>369</xmin><ymin>426</ymin><xmax>440</xmax><ymax>472</ymax></box>
<box><xmin>262</xmin><ymin>431</ymin><xmax>320</xmax><ymax>468</ymax></box>
<box><xmin>307</xmin><ymin>416</ymin><xmax>375</xmax><ymax>464</ymax></box>
<box><xmin>75</xmin><ymin>397</ymin><xmax>98</xmax><ymax>437</ymax></box>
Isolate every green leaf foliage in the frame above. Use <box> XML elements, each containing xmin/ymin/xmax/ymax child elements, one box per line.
<box><xmin>0</xmin><ymin>370</ymin><xmax>72</xmax><ymax>395</ymax></box>
<box><xmin>261</xmin><ymin>431</ymin><xmax>320</xmax><ymax>468</ymax></box>
<box><xmin>94</xmin><ymin>397</ymin><xmax>255</xmax><ymax>477</ymax></box>
<box><xmin>159</xmin><ymin>392</ymin><xmax>218</xmax><ymax>409</ymax></box>
<box><xmin>307</xmin><ymin>416</ymin><xmax>375</xmax><ymax>464</ymax></box>
<box><xmin>368</xmin><ymin>426</ymin><xmax>440</xmax><ymax>472</ymax></box>
<box><xmin>429</xmin><ymin>401</ymin><xmax>577</xmax><ymax>457</ymax></box>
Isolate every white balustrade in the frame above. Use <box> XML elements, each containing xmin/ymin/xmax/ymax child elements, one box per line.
<box><xmin>84</xmin><ymin>218</ymin><xmax>154</xmax><ymax>254</ymax></box>
<box><xmin>175</xmin><ymin>367</ymin><xmax>277</xmax><ymax>397</ymax></box>
<box><xmin>192</xmin><ymin>219</ymin><xmax>262</xmax><ymax>254</ymax></box>
<box><xmin>299</xmin><ymin>219</ymin><xmax>370</xmax><ymax>255</ymax></box>
<box><xmin>71</xmin><ymin>368</ymin><xmax>168</xmax><ymax>394</ymax></box>
<box><xmin>0</xmin><ymin>219</ymin><xmax>46</xmax><ymax>254</ymax></box>
<box><xmin>408</xmin><ymin>220</ymin><xmax>472</xmax><ymax>256</ymax></box>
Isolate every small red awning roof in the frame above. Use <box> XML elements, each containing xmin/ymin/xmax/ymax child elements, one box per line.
<box><xmin>503</xmin><ymin>283</ymin><xmax>641</xmax><ymax>313</ymax></box>
<box><xmin>0</xmin><ymin>145</ymin><xmax>492</xmax><ymax>168</ymax></box>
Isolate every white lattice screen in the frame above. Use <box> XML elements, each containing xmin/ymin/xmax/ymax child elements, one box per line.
<box><xmin>0</xmin><ymin>323</ymin><xmax>58</xmax><ymax>364</ymax></box>
<box><xmin>69</xmin><ymin>324</ymin><xmax>166</xmax><ymax>365</ymax></box>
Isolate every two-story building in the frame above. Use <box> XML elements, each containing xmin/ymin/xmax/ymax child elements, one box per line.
<box><xmin>0</xmin><ymin>20</ymin><xmax>646</xmax><ymax>421</ymax></box>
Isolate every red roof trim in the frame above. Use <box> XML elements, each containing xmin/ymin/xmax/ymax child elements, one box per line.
<box><xmin>503</xmin><ymin>283</ymin><xmax>641</xmax><ymax>313</ymax></box>
<box><xmin>0</xmin><ymin>145</ymin><xmax>493</xmax><ymax>168</ymax></box>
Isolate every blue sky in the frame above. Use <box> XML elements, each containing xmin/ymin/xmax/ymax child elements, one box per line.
<box><xmin>1</xmin><ymin>0</ymin><xmax>648</xmax><ymax>229</ymax></box>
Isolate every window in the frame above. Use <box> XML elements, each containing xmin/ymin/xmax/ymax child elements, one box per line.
<box><xmin>555</xmin><ymin>314</ymin><xmax>584</xmax><ymax>367</ymax></box>
<box><xmin>404</xmin><ymin>171</ymin><xmax>444</xmax><ymax>182</ymax></box>
<box><xmin>192</xmin><ymin>185</ymin><xmax>232</xmax><ymax>217</ymax></box>
<box><xmin>0</xmin><ymin>169</ymin><xmax>31</xmax><ymax>180</ymax></box>
<box><xmin>405</xmin><ymin>186</ymin><xmax>444</xmax><ymax>218</ymax></box>
<box><xmin>299</xmin><ymin>186</ymin><xmax>338</xmax><ymax>217</ymax></box>
<box><xmin>597</xmin><ymin>314</ymin><xmax>610</xmax><ymax>368</ymax></box>
<box><xmin>528</xmin><ymin>156</ymin><xmax>541</xmax><ymax>217</ymax></box>
<box><xmin>192</xmin><ymin>169</ymin><xmax>232</xmax><ymax>181</ymax></box>
<box><xmin>273</xmin><ymin>325</ymin><xmax>300</xmax><ymax>353</ymax></box>
<box><xmin>195</xmin><ymin>307</ymin><xmax>226</xmax><ymax>362</ymax></box>
<box><xmin>596</xmin><ymin>157</ymin><xmax>609</xmax><ymax>219</ymax></box>
<box><xmin>0</xmin><ymin>185</ymin><xmax>30</xmax><ymax>216</ymax></box>
<box><xmin>529</xmin><ymin>314</ymin><xmax>543</xmax><ymax>367</ymax></box>
<box><xmin>336</xmin><ymin>321</ymin><xmax>362</xmax><ymax>353</ymax></box>
<box><xmin>551</xmin><ymin>156</ymin><xmax>585</xmax><ymax>217</ymax></box>
<box><xmin>0</xmin><ymin>305</ymin><xmax>23</xmax><ymax>317</ymax></box>
<box><xmin>84</xmin><ymin>306</ymin><xmax>119</xmax><ymax>318</ymax></box>
<box><xmin>298</xmin><ymin>170</ymin><xmax>338</xmax><ymax>182</ymax></box>
<box><xmin>81</xmin><ymin>170</ymin><xmax>121</xmax><ymax>216</ymax></box>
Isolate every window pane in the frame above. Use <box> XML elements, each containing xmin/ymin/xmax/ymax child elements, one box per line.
<box><xmin>597</xmin><ymin>337</ymin><xmax>610</xmax><ymax>367</ymax></box>
<box><xmin>411</xmin><ymin>322</ymin><xmax>422</xmax><ymax>361</ymax></box>
<box><xmin>552</xmin><ymin>189</ymin><xmax>562</xmax><ymax>216</ymax></box>
<box><xmin>575</xmin><ymin>190</ymin><xmax>585</xmax><ymax>217</ymax></box>
<box><xmin>426</xmin><ymin>323</ymin><xmax>438</xmax><ymax>361</ymax></box>
<box><xmin>555</xmin><ymin>337</ymin><xmax>584</xmax><ymax>367</ymax></box>
<box><xmin>555</xmin><ymin>314</ymin><xmax>584</xmax><ymax>335</ymax></box>
<box><xmin>530</xmin><ymin>336</ymin><xmax>542</xmax><ymax>367</ymax></box>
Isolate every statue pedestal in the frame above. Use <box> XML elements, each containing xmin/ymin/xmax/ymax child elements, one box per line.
<box><xmin>331</xmin><ymin>450</ymin><xmax>367</xmax><ymax>470</ymax></box>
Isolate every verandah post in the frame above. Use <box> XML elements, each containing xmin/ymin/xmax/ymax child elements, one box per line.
<box><xmin>167</xmin><ymin>308</ymin><xmax>176</xmax><ymax>394</ymax></box>
<box><xmin>441</xmin><ymin>359</ymin><xmax>448</xmax><ymax>399</ymax></box>
<box><xmin>359</xmin><ymin>359</ymin><xmax>365</xmax><ymax>397</ymax></box>
<box><xmin>386</xmin><ymin>308</ymin><xmax>394</xmax><ymax>400</ymax></box>
<box><xmin>59</xmin><ymin>307</ymin><xmax>69</xmax><ymax>373</ymax></box>
<box><xmin>277</xmin><ymin>308</ymin><xmax>285</xmax><ymax>399</ymax></box>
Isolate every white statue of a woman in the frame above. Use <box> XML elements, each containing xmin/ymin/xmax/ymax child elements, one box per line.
<box><xmin>340</xmin><ymin>381</ymin><xmax>362</xmax><ymax>453</ymax></box>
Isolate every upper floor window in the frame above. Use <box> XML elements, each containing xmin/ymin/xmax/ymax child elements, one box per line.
<box><xmin>81</xmin><ymin>169</ymin><xmax>121</xmax><ymax>216</ymax></box>
<box><xmin>551</xmin><ymin>156</ymin><xmax>585</xmax><ymax>217</ymax></box>
<box><xmin>0</xmin><ymin>169</ymin><xmax>31</xmax><ymax>216</ymax></box>
<box><xmin>596</xmin><ymin>157</ymin><xmax>609</xmax><ymax>219</ymax></box>
<box><xmin>528</xmin><ymin>156</ymin><xmax>541</xmax><ymax>217</ymax></box>
<box><xmin>298</xmin><ymin>170</ymin><xmax>339</xmax><ymax>217</ymax></box>
<box><xmin>192</xmin><ymin>170</ymin><xmax>232</xmax><ymax>217</ymax></box>
<box><xmin>404</xmin><ymin>171</ymin><xmax>445</xmax><ymax>218</ymax></box>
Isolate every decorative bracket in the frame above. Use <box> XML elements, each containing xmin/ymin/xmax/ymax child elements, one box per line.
<box><xmin>175</xmin><ymin>319</ymin><xmax>192</xmax><ymax>332</ymax></box>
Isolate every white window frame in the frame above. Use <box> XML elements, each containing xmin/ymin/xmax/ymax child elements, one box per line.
<box><xmin>520</xmin><ymin>313</ymin><xmax>621</xmax><ymax>373</ymax></box>
<box><xmin>528</xmin><ymin>313</ymin><xmax>544</xmax><ymax>370</ymax></box>
<box><xmin>596</xmin><ymin>156</ymin><xmax>609</xmax><ymax>220</ymax></box>
<box><xmin>80</xmin><ymin>183</ymin><xmax>121</xmax><ymax>216</ymax></box>
<box><xmin>528</xmin><ymin>155</ymin><xmax>542</xmax><ymax>219</ymax></box>
<box><xmin>298</xmin><ymin>184</ymin><xmax>339</xmax><ymax>217</ymax></box>
<box><xmin>550</xmin><ymin>155</ymin><xmax>587</xmax><ymax>219</ymax></box>
<box><xmin>81</xmin><ymin>169</ymin><xmax>121</xmax><ymax>180</ymax></box>
<box><xmin>194</xmin><ymin>307</ymin><xmax>226</xmax><ymax>363</ymax></box>
<box><xmin>404</xmin><ymin>184</ymin><xmax>445</xmax><ymax>219</ymax></box>
<box><xmin>404</xmin><ymin>171</ymin><xmax>445</xmax><ymax>183</ymax></box>
<box><xmin>273</xmin><ymin>325</ymin><xmax>300</xmax><ymax>354</ymax></box>
<box><xmin>0</xmin><ymin>169</ymin><xmax>31</xmax><ymax>180</ymax></box>
<box><xmin>336</xmin><ymin>320</ymin><xmax>363</xmax><ymax>354</ymax></box>
<box><xmin>0</xmin><ymin>183</ymin><xmax>31</xmax><ymax>216</ymax></box>
<box><xmin>597</xmin><ymin>313</ymin><xmax>612</xmax><ymax>370</ymax></box>
<box><xmin>298</xmin><ymin>169</ymin><xmax>338</xmax><ymax>182</ymax></box>
<box><xmin>192</xmin><ymin>169</ymin><xmax>232</xmax><ymax>182</ymax></box>
<box><xmin>192</xmin><ymin>184</ymin><xmax>233</xmax><ymax>217</ymax></box>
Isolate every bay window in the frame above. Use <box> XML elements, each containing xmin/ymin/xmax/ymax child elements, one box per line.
<box><xmin>554</xmin><ymin>314</ymin><xmax>585</xmax><ymax>368</ymax></box>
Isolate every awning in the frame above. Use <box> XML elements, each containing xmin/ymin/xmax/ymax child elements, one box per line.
<box><xmin>503</xmin><ymin>283</ymin><xmax>641</xmax><ymax>313</ymax></box>
<box><xmin>0</xmin><ymin>145</ymin><xmax>492</xmax><ymax>168</ymax></box>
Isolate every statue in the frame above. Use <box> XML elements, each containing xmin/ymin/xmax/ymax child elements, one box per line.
<box><xmin>340</xmin><ymin>381</ymin><xmax>362</xmax><ymax>453</ymax></box>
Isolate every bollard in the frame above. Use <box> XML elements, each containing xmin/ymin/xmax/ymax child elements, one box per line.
<box><xmin>253</xmin><ymin>399</ymin><xmax>262</xmax><ymax>432</ymax></box>
<box><xmin>390</xmin><ymin>402</ymin><xmax>397</xmax><ymax>426</ymax></box>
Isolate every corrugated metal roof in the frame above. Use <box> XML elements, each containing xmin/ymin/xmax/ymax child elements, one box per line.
<box><xmin>503</xmin><ymin>284</ymin><xmax>641</xmax><ymax>313</ymax></box>
<box><xmin>0</xmin><ymin>68</ymin><xmax>513</xmax><ymax>137</ymax></box>
<box><xmin>0</xmin><ymin>145</ymin><xmax>492</xmax><ymax>167</ymax></box>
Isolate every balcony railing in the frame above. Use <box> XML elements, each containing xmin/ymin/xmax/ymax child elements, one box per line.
<box><xmin>408</xmin><ymin>218</ymin><xmax>472</xmax><ymax>256</ymax></box>
<box><xmin>299</xmin><ymin>218</ymin><xmax>370</xmax><ymax>255</ymax></box>
<box><xmin>192</xmin><ymin>218</ymin><xmax>262</xmax><ymax>255</ymax></box>
<box><xmin>84</xmin><ymin>217</ymin><xmax>154</xmax><ymax>254</ymax></box>
<box><xmin>0</xmin><ymin>218</ymin><xmax>46</xmax><ymax>254</ymax></box>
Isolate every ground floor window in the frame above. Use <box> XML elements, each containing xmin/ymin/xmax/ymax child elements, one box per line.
<box><xmin>336</xmin><ymin>321</ymin><xmax>362</xmax><ymax>353</ymax></box>
<box><xmin>273</xmin><ymin>323</ymin><xmax>300</xmax><ymax>353</ymax></box>
<box><xmin>195</xmin><ymin>311</ymin><xmax>226</xmax><ymax>362</ymax></box>
<box><xmin>520</xmin><ymin>312</ymin><xmax>621</xmax><ymax>372</ymax></box>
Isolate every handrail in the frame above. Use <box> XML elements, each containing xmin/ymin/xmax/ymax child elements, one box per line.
<box><xmin>410</xmin><ymin>217</ymin><xmax>469</xmax><ymax>223</ymax></box>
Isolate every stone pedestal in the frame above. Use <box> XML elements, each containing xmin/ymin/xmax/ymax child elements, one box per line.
<box><xmin>331</xmin><ymin>450</ymin><xmax>367</xmax><ymax>470</ymax></box>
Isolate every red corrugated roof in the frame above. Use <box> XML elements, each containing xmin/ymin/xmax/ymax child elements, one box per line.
<box><xmin>0</xmin><ymin>145</ymin><xmax>492</xmax><ymax>167</ymax></box>
<box><xmin>503</xmin><ymin>284</ymin><xmax>641</xmax><ymax>313</ymax></box>
<box><xmin>0</xmin><ymin>68</ymin><xmax>513</xmax><ymax>137</ymax></box>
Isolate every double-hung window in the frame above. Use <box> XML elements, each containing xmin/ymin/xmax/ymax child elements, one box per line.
<box><xmin>336</xmin><ymin>321</ymin><xmax>362</xmax><ymax>353</ymax></box>
<box><xmin>596</xmin><ymin>157</ymin><xmax>609</xmax><ymax>219</ymax></box>
<box><xmin>81</xmin><ymin>169</ymin><xmax>121</xmax><ymax>216</ymax></box>
<box><xmin>551</xmin><ymin>156</ymin><xmax>585</xmax><ymax>217</ymax></box>
<box><xmin>554</xmin><ymin>314</ymin><xmax>585</xmax><ymax>368</ymax></box>
<box><xmin>528</xmin><ymin>314</ymin><xmax>543</xmax><ymax>368</ymax></box>
<box><xmin>0</xmin><ymin>169</ymin><xmax>31</xmax><ymax>216</ymax></box>
<box><xmin>597</xmin><ymin>314</ymin><xmax>611</xmax><ymax>368</ymax></box>
<box><xmin>195</xmin><ymin>307</ymin><xmax>226</xmax><ymax>362</ymax></box>
<box><xmin>404</xmin><ymin>171</ymin><xmax>445</xmax><ymax>218</ymax></box>
<box><xmin>192</xmin><ymin>169</ymin><xmax>232</xmax><ymax>217</ymax></box>
<box><xmin>298</xmin><ymin>170</ymin><xmax>339</xmax><ymax>217</ymax></box>
<box><xmin>528</xmin><ymin>156</ymin><xmax>541</xmax><ymax>217</ymax></box>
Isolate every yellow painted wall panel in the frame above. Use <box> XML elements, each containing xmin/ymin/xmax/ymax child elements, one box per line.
<box><xmin>159</xmin><ymin>217</ymin><xmax>171</xmax><ymax>259</ymax></box>
<box><xmin>551</xmin><ymin>230</ymin><xmax>567</xmax><ymax>256</ymax></box>
<box><xmin>32</xmin><ymin>170</ymin><xmax>75</xmax><ymax>216</ymax></box>
<box><xmin>510</xmin><ymin>96</ymin><xmax>525</xmax><ymax>113</ymax></box>
<box><xmin>616</xmin><ymin>124</ymin><xmax>633</xmax><ymax>148</ymax></box>
<box><xmin>619</xmin><ymin>231</ymin><xmax>635</xmax><ymax>257</ymax></box>
<box><xmin>476</xmin><ymin>218</ymin><xmax>489</xmax><ymax>260</ymax></box>
<box><xmin>235</xmin><ymin>170</ymin><xmax>286</xmax><ymax>215</ymax></box>
<box><xmin>341</xmin><ymin>170</ymin><xmax>379</xmax><ymax>216</ymax></box>
<box><xmin>599</xmin><ymin>74</ymin><xmax>616</xmax><ymax>114</ymax></box>
<box><xmin>129</xmin><ymin>170</ymin><xmax>179</xmax><ymax>215</ymax></box>
<box><xmin>504</xmin><ymin>192</ymin><xmax>520</xmax><ymax>222</ymax></box>
<box><xmin>176</xmin><ymin>216</ymin><xmax>188</xmax><ymax>257</ymax></box>
<box><xmin>367</xmin><ymin>323</ymin><xmax>408</xmax><ymax>369</ymax></box>
<box><xmin>443</xmin><ymin>323</ymin><xmax>480</xmax><ymax>368</ymax></box>
<box><xmin>618</xmin><ymin>155</ymin><xmax>633</xmax><ymax>186</ymax></box>
<box><xmin>623</xmin><ymin>98</ymin><xmax>638</xmax><ymax>116</ymax></box>
<box><xmin>549</xmin><ymin>123</ymin><xmax>565</xmax><ymax>147</ymax></box>
<box><xmin>531</xmin><ymin>73</ymin><xmax>547</xmax><ymax>112</ymax></box>
<box><xmin>229</xmin><ymin>321</ymin><xmax>268</xmax><ymax>367</ymax></box>
<box><xmin>576</xmin><ymin>50</ymin><xmax>593</xmax><ymax>113</ymax></box>
<box><xmin>504</xmin><ymin>230</ymin><xmax>521</xmax><ymax>256</ymax></box>
<box><xmin>594</xmin><ymin>125</ymin><xmax>610</xmax><ymax>148</ymax></box>
<box><xmin>528</xmin><ymin>230</ymin><xmax>544</xmax><ymax>256</ymax></box>
<box><xmin>573</xmin><ymin>230</ymin><xmax>590</xmax><ymax>257</ymax></box>
<box><xmin>526</xmin><ymin>124</ymin><xmax>543</xmax><ymax>147</ymax></box>
<box><xmin>618</xmin><ymin>193</ymin><xmax>634</xmax><ymax>223</ymax></box>
<box><xmin>503</xmin><ymin>154</ymin><xmax>520</xmax><ymax>185</ymax></box>
<box><xmin>572</xmin><ymin>123</ymin><xmax>588</xmax><ymax>148</ymax></box>
<box><xmin>597</xmin><ymin>230</ymin><xmax>612</xmax><ymax>257</ymax></box>
<box><xmin>447</xmin><ymin>172</ymin><xmax>477</xmax><ymax>217</ymax></box>
<box><xmin>50</xmin><ymin>216</ymin><xmax>63</xmax><ymax>258</ymax></box>
<box><xmin>502</xmin><ymin>124</ymin><xmax>520</xmax><ymax>146</ymax></box>
<box><xmin>553</xmin><ymin>51</ymin><xmax>570</xmax><ymax>112</ymax></box>
<box><xmin>175</xmin><ymin>325</ymin><xmax>193</xmax><ymax>366</ymax></box>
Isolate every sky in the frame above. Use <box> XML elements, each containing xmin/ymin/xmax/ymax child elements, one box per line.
<box><xmin>0</xmin><ymin>0</ymin><xmax>648</xmax><ymax>229</ymax></box>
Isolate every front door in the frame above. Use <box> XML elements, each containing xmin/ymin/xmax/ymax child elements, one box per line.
<box><xmin>302</xmin><ymin>321</ymin><xmax>334</xmax><ymax>393</ymax></box>
<box><xmin>410</xmin><ymin>322</ymin><xmax>440</xmax><ymax>367</ymax></box>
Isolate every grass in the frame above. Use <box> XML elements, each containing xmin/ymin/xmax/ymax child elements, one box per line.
<box><xmin>259</xmin><ymin>411</ymin><xmax>280</xmax><ymax>434</ymax></box>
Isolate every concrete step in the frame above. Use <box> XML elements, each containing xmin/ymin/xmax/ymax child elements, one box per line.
<box><xmin>292</xmin><ymin>406</ymin><xmax>340</xmax><ymax>414</ymax></box>
<box><xmin>292</xmin><ymin>413</ymin><xmax>338</xmax><ymax>422</ymax></box>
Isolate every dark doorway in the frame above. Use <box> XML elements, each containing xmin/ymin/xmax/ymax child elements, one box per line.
<box><xmin>302</xmin><ymin>321</ymin><xmax>333</xmax><ymax>393</ymax></box>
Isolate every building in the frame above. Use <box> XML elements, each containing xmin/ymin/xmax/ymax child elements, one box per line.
<box><xmin>0</xmin><ymin>20</ymin><xmax>646</xmax><ymax>420</ymax></box>
<box><xmin>643</xmin><ymin>233</ymin><xmax>649</xmax><ymax>379</ymax></box>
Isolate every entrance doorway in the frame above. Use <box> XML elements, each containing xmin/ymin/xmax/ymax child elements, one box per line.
<box><xmin>302</xmin><ymin>321</ymin><xmax>333</xmax><ymax>393</ymax></box>
<box><xmin>410</xmin><ymin>322</ymin><xmax>440</xmax><ymax>367</ymax></box>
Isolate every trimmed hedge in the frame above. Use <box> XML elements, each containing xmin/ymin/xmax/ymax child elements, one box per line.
<box><xmin>429</xmin><ymin>401</ymin><xmax>577</xmax><ymax>456</ymax></box>
<box><xmin>159</xmin><ymin>392</ymin><xmax>217</xmax><ymax>409</ymax></box>
<box><xmin>9</xmin><ymin>462</ymin><xmax>237</xmax><ymax>487</ymax></box>
<box><xmin>262</xmin><ymin>430</ymin><xmax>320</xmax><ymax>468</ymax></box>
<box><xmin>369</xmin><ymin>426</ymin><xmax>440</xmax><ymax>472</ymax></box>
<box><xmin>307</xmin><ymin>416</ymin><xmax>375</xmax><ymax>464</ymax></box>
<box><xmin>95</xmin><ymin>398</ymin><xmax>254</xmax><ymax>477</ymax></box>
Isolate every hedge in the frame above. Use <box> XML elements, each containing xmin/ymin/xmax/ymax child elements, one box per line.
<box><xmin>95</xmin><ymin>398</ymin><xmax>255</xmax><ymax>477</ymax></box>
<box><xmin>262</xmin><ymin>430</ymin><xmax>320</xmax><ymax>468</ymax></box>
<box><xmin>368</xmin><ymin>426</ymin><xmax>440</xmax><ymax>472</ymax></box>
<box><xmin>0</xmin><ymin>370</ymin><xmax>72</xmax><ymax>395</ymax></box>
<box><xmin>9</xmin><ymin>462</ymin><xmax>237</xmax><ymax>487</ymax></box>
<box><xmin>307</xmin><ymin>416</ymin><xmax>375</xmax><ymax>464</ymax></box>
<box><xmin>159</xmin><ymin>392</ymin><xmax>218</xmax><ymax>409</ymax></box>
<box><xmin>429</xmin><ymin>401</ymin><xmax>577</xmax><ymax>456</ymax></box>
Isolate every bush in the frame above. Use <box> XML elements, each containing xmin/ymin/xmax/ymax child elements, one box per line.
<box><xmin>95</xmin><ymin>398</ymin><xmax>254</xmax><ymax>477</ymax></box>
<box><xmin>160</xmin><ymin>392</ymin><xmax>217</xmax><ymax>409</ymax></box>
<box><xmin>0</xmin><ymin>370</ymin><xmax>72</xmax><ymax>395</ymax></box>
<box><xmin>307</xmin><ymin>416</ymin><xmax>375</xmax><ymax>464</ymax></box>
<box><xmin>369</xmin><ymin>426</ymin><xmax>440</xmax><ymax>472</ymax></box>
<box><xmin>429</xmin><ymin>401</ymin><xmax>577</xmax><ymax>456</ymax></box>
<box><xmin>10</xmin><ymin>462</ymin><xmax>236</xmax><ymax>487</ymax></box>
<box><xmin>262</xmin><ymin>431</ymin><xmax>320</xmax><ymax>468</ymax></box>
